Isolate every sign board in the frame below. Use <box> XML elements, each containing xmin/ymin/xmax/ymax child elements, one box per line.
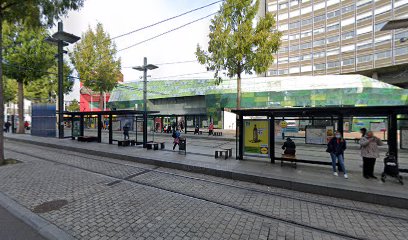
<box><xmin>401</xmin><ymin>127</ymin><xmax>408</xmax><ymax>149</ymax></box>
<box><xmin>305</xmin><ymin>126</ymin><xmax>332</xmax><ymax>145</ymax></box>
<box><xmin>72</xmin><ymin>119</ymin><xmax>80</xmax><ymax>137</ymax></box>
<box><xmin>244</xmin><ymin>120</ymin><xmax>269</xmax><ymax>156</ymax></box>
<box><xmin>370</xmin><ymin>122</ymin><xmax>386</xmax><ymax>132</ymax></box>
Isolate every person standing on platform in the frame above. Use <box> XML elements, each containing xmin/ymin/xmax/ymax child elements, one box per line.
<box><xmin>172</xmin><ymin>128</ymin><xmax>181</xmax><ymax>150</ymax></box>
<box><xmin>327</xmin><ymin>131</ymin><xmax>348</xmax><ymax>179</ymax></box>
<box><xmin>208</xmin><ymin>122</ymin><xmax>214</xmax><ymax>136</ymax></box>
<box><xmin>359</xmin><ymin>131</ymin><xmax>383</xmax><ymax>179</ymax></box>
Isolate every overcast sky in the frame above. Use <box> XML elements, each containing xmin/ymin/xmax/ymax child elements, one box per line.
<box><xmin>62</xmin><ymin>0</ymin><xmax>221</xmax><ymax>101</ymax></box>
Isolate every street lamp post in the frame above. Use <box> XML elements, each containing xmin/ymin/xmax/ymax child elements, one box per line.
<box><xmin>45</xmin><ymin>22</ymin><xmax>80</xmax><ymax>139</ymax></box>
<box><xmin>133</xmin><ymin>57</ymin><xmax>158</xmax><ymax>148</ymax></box>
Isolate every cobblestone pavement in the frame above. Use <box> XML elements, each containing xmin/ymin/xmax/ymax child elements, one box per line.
<box><xmin>1</xmin><ymin>142</ymin><xmax>408</xmax><ymax>240</ymax></box>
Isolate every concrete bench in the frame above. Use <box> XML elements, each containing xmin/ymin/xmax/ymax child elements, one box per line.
<box><xmin>221</xmin><ymin>148</ymin><xmax>232</xmax><ymax>158</ymax></box>
<box><xmin>118</xmin><ymin>140</ymin><xmax>131</xmax><ymax>147</ymax></box>
<box><xmin>78</xmin><ymin>136</ymin><xmax>98</xmax><ymax>142</ymax></box>
<box><xmin>215</xmin><ymin>149</ymin><xmax>229</xmax><ymax>159</ymax></box>
<box><xmin>281</xmin><ymin>154</ymin><xmax>297</xmax><ymax>168</ymax></box>
<box><xmin>147</xmin><ymin>142</ymin><xmax>159</xmax><ymax>150</ymax></box>
<box><xmin>213</xmin><ymin>131</ymin><xmax>223</xmax><ymax>136</ymax></box>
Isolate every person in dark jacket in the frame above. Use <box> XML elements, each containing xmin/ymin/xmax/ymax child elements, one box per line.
<box><xmin>123</xmin><ymin>125</ymin><xmax>130</xmax><ymax>140</ymax></box>
<box><xmin>327</xmin><ymin>131</ymin><xmax>348</xmax><ymax>178</ymax></box>
<box><xmin>281</xmin><ymin>138</ymin><xmax>296</xmax><ymax>155</ymax></box>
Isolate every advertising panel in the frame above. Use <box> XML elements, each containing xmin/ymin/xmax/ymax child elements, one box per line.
<box><xmin>244</xmin><ymin>120</ymin><xmax>269</xmax><ymax>155</ymax></box>
<box><xmin>306</xmin><ymin>126</ymin><xmax>333</xmax><ymax>145</ymax></box>
<box><xmin>72</xmin><ymin>119</ymin><xmax>80</xmax><ymax>137</ymax></box>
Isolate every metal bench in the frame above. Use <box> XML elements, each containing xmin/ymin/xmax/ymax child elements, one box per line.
<box><xmin>146</xmin><ymin>142</ymin><xmax>159</xmax><ymax>150</ymax></box>
<box><xmin>78</xmin><ymin>136</ymin><xmax>98</xmax><ymax>142</ymax></box>
<box><xmin>213</xmin><ymin>131</ymin><xmax>223</xmax><ymax>136</ymax></box>
<box><xmin>118</xmin><ymin>140</ymin><xmax>130</xmax><ymax>147</ymax></box>
<box><xmin>281</xmin><ymin>154</ymin><xmax>297</xmax><ymax>168</ymax></box>
<box><xmin>215</xmin><ymin>149</ymin><xmax>229</xmax><ymax>159</ymax></box>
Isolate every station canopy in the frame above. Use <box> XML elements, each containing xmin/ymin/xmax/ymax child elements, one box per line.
<box><xmin>108</xmin><ymin>74</ymin><xmax>408</xmax><ymax>109</ymax></box>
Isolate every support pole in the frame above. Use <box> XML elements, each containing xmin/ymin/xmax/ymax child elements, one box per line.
<box><xmin>388</xmin><ymin>113</ymin><xmax>398</xmax><ymax>162</ymax></box>
<box><xmin>97</xmin><ymin>114</ymin><xmax>102</xmax><ymax>143</ymax></box>
<box><xmin>238</xmin><ymin>114</ymin><xmax>244</xmax><ymax>160</ymax></box>
<box><xmin>338</xmin><ymin>114</ymin><xmax>344</xmax><ymax>134</ymax></box>
<box><xmin>79</xmin><ymin>115</ymin><xmax>84</xmax><ymax>137</ymax></box>
<box><xmin>269</xmin><ymin>115</ymin><xmax>275</xmax><ymax>164</ymax></box>
<box><xmin>57</xmin><ymin>22</ymin><xmax>64</xmax><ymax>139</ymax></box>
<box><xmin>143</xmin><ymin>57</ymin><xmax>148</xmax><ymax>148</ymax></box>
<box><xmin>108</xmin><ymin>114</ymin><xmax>113</xmax><ymax>144</ymax></box>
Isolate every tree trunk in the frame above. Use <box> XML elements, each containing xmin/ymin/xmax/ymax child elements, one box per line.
<box><xmin>17</xmin><ymin>80</ymin><xmax>25</xmax><ymax>134</ymax></box>
<box><xmin>0</xmin><ymin>16</ymin><xmax>4</xmax><ymax>164</ymax></box>
<box><xmin>236</xmin><ymin>73</ymin><xmax>241</xmax><ymax>110</ymax></box>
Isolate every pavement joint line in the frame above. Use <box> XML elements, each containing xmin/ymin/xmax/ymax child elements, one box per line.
<box><xmin>0</xmin><ymin>191</ymin><xmax>75</xmax><ymax>240</ymax></box>
<box><xmin>6</xmin><ymin>137</ymin><xmax>408</xmax><ymax>210</ymax></box>
<box><xmin>5</xmin><ymin>148</ymin><xmax>367</xmax><ymax>240</ymax></box>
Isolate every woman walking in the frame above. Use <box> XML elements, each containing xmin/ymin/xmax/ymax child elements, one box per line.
<box><xmin>359</xmin><ymin>131</ymin><xmax>383</xmax><ymax>179</ymax></box>
<box><xmin>327</xmin><ymin>131</ymin><xmax>348</xmax><ymax>179</ymax></box>
<box><xmin>172</xmin><ymin>128</ymin><xmax>181</xmax><ymax>151</ymax></box>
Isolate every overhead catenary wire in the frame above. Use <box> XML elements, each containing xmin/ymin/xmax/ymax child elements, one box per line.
<box><xmin>117</xmin><ymin>12</ymin><xmax>217</xmax><ymax>52</ymax></box>
<box><xmin>110</xmin><ymin>0</ymin><xmax>222</xmax><ymax>41</ymax></box>
<box><xmin>122</xmin><ymin>59</ymin><xmax>198</xmax><ymax>68</ymax></box>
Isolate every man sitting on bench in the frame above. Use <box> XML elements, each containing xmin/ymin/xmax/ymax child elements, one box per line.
<box><xmin>281</xmin><ymin>137</ymin><xmax>296</xmax><ymax>156</ymax></box>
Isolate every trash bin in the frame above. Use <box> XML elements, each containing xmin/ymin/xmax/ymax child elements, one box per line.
<box><xmin>179</xmin><ymin>137</ymin><xmax>186</xmax><ymax>154</ymax></box>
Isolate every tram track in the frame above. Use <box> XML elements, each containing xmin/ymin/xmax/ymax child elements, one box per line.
<box><xmin>6</xmin><ymin>147</ymin><xmax>371</xmax><ymax>240</ymax></box>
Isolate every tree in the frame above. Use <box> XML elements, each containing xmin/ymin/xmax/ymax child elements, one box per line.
<box><xmin>3</xmin><ymin>22</ymin><xmax>55</xmax><ymax>133</ymax></box>
<box><xmin>3</xmin><ymin>77</ymin><xmax>17</xmax><ymax>103</ymax></box>
<box><xmin>71</xmin><ymin>23</ymin><xmax>121</xmax><ymax>111</ymax></box>
<box><xmin>66</xmin><ymin>99</ymin><xmax>80</xmax><ymax>112</ymax></box>
<box><xmin>195</xmin><ymin>0</ymin><xmax>281</xmax><ymax>109</ymax></box>
<box><xmin>25</xmin><ymin>62</ymin><xmax>74</xmax><ymax>103</ymax></box>
<box><xmin>0</xmin><ymin>0</ymin><xmax>84</xmax><ymax>164</ymax></box>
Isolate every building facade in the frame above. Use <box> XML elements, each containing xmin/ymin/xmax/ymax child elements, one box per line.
<box><xmin>265</xmin><ymin>0</ymin><xmax>408</xmax><ymax>87</ymax></box>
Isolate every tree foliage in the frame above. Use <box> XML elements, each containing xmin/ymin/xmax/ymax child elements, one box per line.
<box><xmin>71</xmin><ymin>23</ymin><xmax>121</xmax><ymax>110</ymax></box>
<box><xmin>0</xmin><ymin>0</ymin><xmax>84</xmax><ymax>163</ymax></box>
<box><xmin>25</xmin><ymin>62</ymin><xmax>74</xmax><ymax>103</ymax></box>
<box><xmin>66</xmin><ymin>98</ymin><xmax>80</xmax><ymax>112</ymax></box>
<box><xmin>3</xmin><ymin>22</ymin><xmax>55</xmax><ymax>133</ymax></box>
<box><xmin>2</xmin><ymin>77</ymin><xmax>17</xmax><ymax>103</ymax></box>
<box><xmin>195</xmin><ymin>0</ymin><xmax>281</xmax><ymax>108</ymax></box>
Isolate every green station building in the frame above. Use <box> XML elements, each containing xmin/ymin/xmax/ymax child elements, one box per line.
<box><xmin>108</xmin><ymin>74</ymin><xmax>408</xmax><ymax>130</ymax></box>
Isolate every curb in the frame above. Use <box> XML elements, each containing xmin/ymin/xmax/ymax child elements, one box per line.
<box><xmin>6</xmin><ymin>137</ymin><xmax>408</xmax><ymax>209</ymax></box>
<box><xmin>0</xmin><ymin>191</ymin><xmax>74</xmax><ymax>240</ymax></box>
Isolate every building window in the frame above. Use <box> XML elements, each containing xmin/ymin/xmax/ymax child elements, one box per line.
<box><xmin>314</xmin><ymin>14</ymin><xmax>325</xmax><ymax>23</ymax></box>
<box><xmin>374</xmin><ymin>51</ymin><xmax>391</xmax><ymax>60</ymax></box>
<box><xmin>327</xmin><ymin>23</ymin><xmax>340</xmax><ymax>32</ymax></box>
<box><xmin>289</xmin><ymin>56</ymin><xmax>300</xmax><ymax>63</ymax></box>
<box><xmin>395</xmin><ymin>46</ymin><xmax>408</xmax><ymax>56</ymax></box>
<box><xmin>342</xmin><ymin>31</ymin><xmax>355</xmax><ymax>40</ymax></box>
<box><xmin>278</xmin><ymin>13</ymin><xmax>289</xmax><ymax>20</ymax></box>
<box><xmin>327</xmin><ymin>48</ymin><xmax>339</xmax><ymax>56</ymax></box>
<box><xmin>300</xmin><ymin>54</ymin><xmax>312</xmax><ymax>60</ymax></box>
<box><xmin>314</xmin><ymin>63</ymin><xmax>326</xmax><ymax>70</ymax></box>
<box><xmin>342</xmin><ymin>58</ymin><xmax>355</xmax><ymax>66</ymax></box>
<box><xmin>279</xmin><ymin>2</ymin><xmax>288</xmax><ymax>10</ymax></box>
<box><xmin>289</xmin><ymin>34</ymin><xmax>300</xmax><ymax>40</ymax></box>
<box><xmin>327</xmin><ymin>10</ymin><xmax>340</xmax><ymax>19</ymax></box>
<box><xmin>282</xmin><ymin>35</ymin><xmax>289</xmax><ymax>40</ymax></box>
<box><xmin>395</xmin><ymin>0</ymin><xmax>408</xmax><ymax>9</ymax></box>
<box><xmin>300</xmin><ymin>42</ymin><xmax>312</xmax><ymax>49</ymax></box>
<box><xmin>342</xmin><ymin>4</ymin><xmax>355</xmax><ymax>14</ymax></box>
<box><xmin>327</xmin><ymin>61</ymin><xmax>340</xmax><ymax>68</ymax></box>
<box><xmin>301</xmin><ymin>30</ymin><xmax>312</xmax><ymax>38</ymax></box>
<box><xmin>278</xmin><ymin>57</ymin><xmax>289</xmax><ymax>64</ymax></box>
<box><xmin>395</xmin><ymin>31</ymin><xmax>408</xmax><ymax>41</ymax></box>
<box><xmin>327</xmin><ymin>35</ymin><xmax>339</xmax><ymax>43</ymax></box>
<box><xmin>313</xmin><ymin>51</ymin><xmax>326</xmax><ymax>58</ymax></box>
<box><xmin>313</xmin><ymin>27</ymin><xmax>325</xmax><ymax>35</ymax></box>
<box><xmin>357</xmin><ymin>40</ymin><xmax>372</xmax><ymax>50</ymax></box>
<box><xmin>301</xmin><ymin>18</ymin><xmax>313</xmax><ymax>27</ymax></box>
<box><xmin>289</xmin><ymin>9</ymin><xmax>300</xmax><ymax>18</ymax></box>
<box><xmin>357</xmin><ymin>55</ymin><xmax>373</xmax><ymax>63</ymax></box>
<box><xmin>279</xmin><ymin>46</ymin><xmax>289</xmax><ymax>53</ymax></box>
<box><xmin>280</xmin><ymin>24</ymin><xmax>288</xmax><ymax>31</ymax></box>
<box><xmin>314</xmin><ymin>39</ymin><xmax>326</xmax><ymax>47</ymax></box>
<box><xmin>290</xmin><ymin>44</ymin><xmax>299</xmax><ymax>51</ymax></box>
<box><xmin>289</xmin><ymin>21</ymin><xmax>300</xmax><ymax>29</ymax></box>
<box><xmin>290</xmin><ymin>0</ymin><xmax>299</xmax><ymax>7</ymax></box>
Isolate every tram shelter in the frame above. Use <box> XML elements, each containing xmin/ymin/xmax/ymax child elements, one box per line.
<box><xmin>63</xmin><ymin>110</ymin><xmax>159</xmax><ymax>147</ymax></box>
<box><xmin>232</xmin><ymin>106</ymin><xmax>408</xmax><ymax>169</ymax></box>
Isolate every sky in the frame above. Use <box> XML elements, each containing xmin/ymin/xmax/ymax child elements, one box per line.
<box><xmin>62</xmin><ymin>0</ymin><xmax>221</xmax><ymax>101</ymax></box>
